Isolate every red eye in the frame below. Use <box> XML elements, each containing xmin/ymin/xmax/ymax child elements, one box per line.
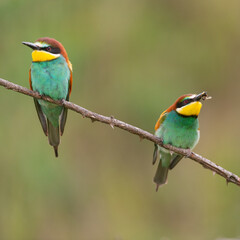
<box><xmin>183</xmin><ymin>99</ymin><xmax>190</xmax><ymax>104</ymax></box>
<box><xmin>46</xmin><ymin>46</ymin><xmax>51</xmax><ymax>51</ymax></box>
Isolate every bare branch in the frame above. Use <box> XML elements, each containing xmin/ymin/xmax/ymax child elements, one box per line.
<box><xmin>0</xmin><ymin>77</ymin><xmax>239</xmax><ymax>186</ymax></box>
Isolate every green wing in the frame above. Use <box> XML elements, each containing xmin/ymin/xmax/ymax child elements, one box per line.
<box><xmin>60</xmin><ymin>68</ymin><xmax>72</xmax><ymax>136</ymax></box>
<box><xmin>34</xmin><ymin>98</ymin><xmax>48</xmax><ymax>136</ymax></box>
<box><xmin>60</xmin><ymin>92</ymin><xmax>69</xmax><ymax>136</ymax></box>
<box><xmin>169</xmin><ymin>155</ymin><xmax>183</xmax><ymax>170</ymax></box>
<box><xmin>152</xmin><ymin>144</ymin><xmax>158</xmax><ymax>165</ymax></box>
<box><xmin>30</xmin><ymin>67</ymin><xmax>47</xmax><ymax>136</ymax></box>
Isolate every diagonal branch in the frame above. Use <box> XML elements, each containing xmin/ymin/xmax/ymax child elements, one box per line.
<box><xmin>0</xmin><ymin>77</ymin><xmax>239</xmax><ymax>186</ymax></box>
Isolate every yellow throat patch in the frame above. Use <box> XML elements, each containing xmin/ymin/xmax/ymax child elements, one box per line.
<box><xmin>32</xmin><ymin>50</ymin><xmax>60</xmax><ymax>62</ymax></box>
<box><xmin>176</xmin><ymin>101</ymin><xmax>202</xmax><ymax>116</ymax></box>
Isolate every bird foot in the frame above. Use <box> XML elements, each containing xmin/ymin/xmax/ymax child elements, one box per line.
<box><xmin>184</xmin><ymin>148</ymin><xmax>192</xmax><ymax>158</ymax></box>
<box><xmin>110</xmin><ymin>115</ymin><xmax>115</xmax><ymax>129</ymax></box>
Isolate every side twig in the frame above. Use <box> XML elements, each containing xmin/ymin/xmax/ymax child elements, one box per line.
<box><xmin>0</xmin><ymin>77</ymin><xmax>239</xmax><ymax>186</ymax></box>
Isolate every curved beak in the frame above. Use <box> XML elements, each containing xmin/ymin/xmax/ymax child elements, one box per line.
<box><xmin>22</xmin><ymin>42</ymin><xmax>40</xmax><ymax>50</ymax></box>
<box><xmin>194</xmin><ymin>92</ymin><xmax>209</xmax><ymax>101</ymax></box>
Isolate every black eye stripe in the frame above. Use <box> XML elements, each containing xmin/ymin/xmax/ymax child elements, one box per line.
<box><xmin>183</xmin><ymin>99</ymin><xmax>190</xmax><ymax>104</ymax></box>
<box><xmin>42</xmin><ymin>46</ymin><xmax>61</xmax><ymax>54</ymax></box>
<box><xmin>177</xmin><ymin>99</ymin><xmax>193</xmax><ymax>108</ymax></box>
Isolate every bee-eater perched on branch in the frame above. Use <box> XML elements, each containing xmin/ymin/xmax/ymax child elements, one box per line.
<box><xmin>23</xmin><ymin>37</ymin><xmax>72</xmax><ymax>157</ymax></box>
<box><xmin>153</xmin><ymin>92</ymin><xmax>209</xmax><ymax>190</ymax></box>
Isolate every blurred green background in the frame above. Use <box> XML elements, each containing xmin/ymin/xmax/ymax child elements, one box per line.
<box><xmin>0</xmin><ymin>0</ymin><xmax>240</xmax><ymax>239</ymax></box>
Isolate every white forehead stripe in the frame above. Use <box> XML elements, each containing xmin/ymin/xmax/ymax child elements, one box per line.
<box><xmin>34</xmin><ymin>42</ymin><xmax>45</xmax><ymax>47</ymax></box>
<box><xmin>187</xmin><ymin>94</ymin><xmax>197</xmax><ymax>99</ymax></box>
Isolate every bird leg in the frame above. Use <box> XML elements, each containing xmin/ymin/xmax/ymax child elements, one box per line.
<box><xmin>184</xmin><ymin>148</ymin><xmax>192</xmax><ymax>158</ymax></box>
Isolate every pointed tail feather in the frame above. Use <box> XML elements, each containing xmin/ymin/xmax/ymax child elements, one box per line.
<box><xmin>47</xmin><ymin>120</ymin><xmax>60</xmax><ymax>157</ymax></box>
<box><xmin>154</xmin><ymin>160</ymin><xmax>169</xmax><ymax>190</ymax></box>
<box><xmin>53</xmin><ymin>146</ymin><xmax>58</xmax><ymax>157</ymax></box>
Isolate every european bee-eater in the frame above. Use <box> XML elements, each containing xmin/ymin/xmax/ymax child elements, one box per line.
<box><xmin>153</xmin><ymin>92</ymin><xmax>208</xmax><ymax>190</ymax></box>
<box><xmin>23</xmin><ymin>37</ymin><xmax>72</xmax><ymax>157</ymax></box>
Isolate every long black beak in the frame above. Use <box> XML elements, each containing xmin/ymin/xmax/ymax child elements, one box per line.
<box><xmin>22</xmin><ymin>42</ymin><xmax>40</xmax><ymax>50</ymax></box>
<box><xmin>194</xmin><ymin>92</ymin><xmax>208</xmax><ymax>101</ymax></box>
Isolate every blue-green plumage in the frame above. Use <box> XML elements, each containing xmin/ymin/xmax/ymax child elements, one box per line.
<box><xmin>23</xmin><ymin>37</ymin><xmax>72</xmax><ymax>157</ymax></box>
<box><xmin>31</xmin><ymin>56</ymin><xmax>70</xmax><ymax>127</ymax></box>
<box><xmin>152</xmin><ymin>93</ymin><xmax>207</xmax><ymax>189</ymax></box>
<box><xmin>31</xmin><ymin>56</ymin><xmax>70</xmax><ymax>100</ymax></box>
<box><xmin>156</xmin><ymin>111</ymin><xmax>199</xmax><ymax>149</ymax></box>
<box><xmin>154</xmin><ymin>111</ymin><xmax>199</xmax><ymax>188</ymax></box>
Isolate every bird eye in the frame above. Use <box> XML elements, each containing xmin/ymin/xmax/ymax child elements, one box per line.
<box><xmin>183</xmin><ymin>99</ymin><xmax>190</xmax><ymax>104</ymax></box>
<box><xmin>46</xmin><ymin>46</ymin><xmax>51</xmax><ymax>51</ymax></box>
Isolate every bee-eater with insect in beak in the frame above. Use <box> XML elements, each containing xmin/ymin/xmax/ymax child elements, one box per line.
<box><xmin>153</xmin><ymin>92</ymin><xmax>210</xmax><ymax>190</ymax></box>
<box><xmin>23</xmin><ymin>37</ymin><xmax>73</xmax><ymax>157</ymax></box>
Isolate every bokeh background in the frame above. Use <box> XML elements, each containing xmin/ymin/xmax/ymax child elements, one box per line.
<box><xmin>0</xmin><ymin>0</ymin><xmax>240</xmax><ymax>239</ymax></box>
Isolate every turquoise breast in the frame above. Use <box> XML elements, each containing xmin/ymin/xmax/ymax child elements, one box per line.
<box><xmin>155</xmin><ymin>110</ymin><xmax>199</xmax><ymax>149</ymax></box>
<box><xmin>31</xmin><ymin>55</ymin><xmax>70</xmax><ymax>100</ymax></box>
<box><xmin>31</xmin><ymin>56</ymin><xmax>70</xmax><ymax>126</ymax></box>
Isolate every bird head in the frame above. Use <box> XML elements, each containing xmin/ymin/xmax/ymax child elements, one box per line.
<box><xmin>174</xmin><ymin>92</ymin><xmax>209</xmax><ymax>117</ymax></box>
<box><xmin>22</xmin><ymin>37</ymin><xmax>72</xmax><ymax>71</ymax></box>
<box><xmin>155</xmin><ymin>92</ymin><xmax>210</xmax><ymax>130</ymax></box>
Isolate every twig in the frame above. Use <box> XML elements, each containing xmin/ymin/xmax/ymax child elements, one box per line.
<box><xmin>0</xmin><ymin>77</ymin><xmax>239</xmax><ymax>186</ymax></box>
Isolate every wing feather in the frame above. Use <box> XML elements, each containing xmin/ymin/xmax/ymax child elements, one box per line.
<box><xmin>29</xmin><ymin>68</ymin><xmax>33</xmax><ymax>90</ymax></box>
<box><xmin>60</xmin><ymin>93</ymin><xmax>69</xmax><ymax>136</ymax></box>
<box><xmin>60</xmin><ymin>69</ymin><xmax>72</xmax><ymax>135</ymax></box>
<box><xmin>30</xmin><ymin>67</ymin><xmax>48</xmax><ymax>135</ymax></box>
<box><xmin>155</xmin><ymin>110</ymin><xmax>167</xmax><ymax>130</ymax></box>
<box><xmin>34</xmin><ymin>98</ymin><xmax>48</xmax><ymax>136</ymax></box>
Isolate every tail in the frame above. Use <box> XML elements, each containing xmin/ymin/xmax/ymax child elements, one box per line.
<box><xmin>47</xmin><ymin>120</ymin><xmax>60</xmax><ymax>157</ymax></box>
<box><xmin>153</xmin><ymin>151</ymin><xmax>172</xmax><ymax>191</ymax></box>
<box><xmin>153</xmin><ymin>160</ymin><xmax>169</xmax><ymax>191</ymax></box>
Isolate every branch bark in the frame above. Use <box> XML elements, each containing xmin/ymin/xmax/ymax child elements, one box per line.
<box><xmin>0</xmin><ymin>77</ymin><xmax>239</xmax><ymax>186</ymax></box>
